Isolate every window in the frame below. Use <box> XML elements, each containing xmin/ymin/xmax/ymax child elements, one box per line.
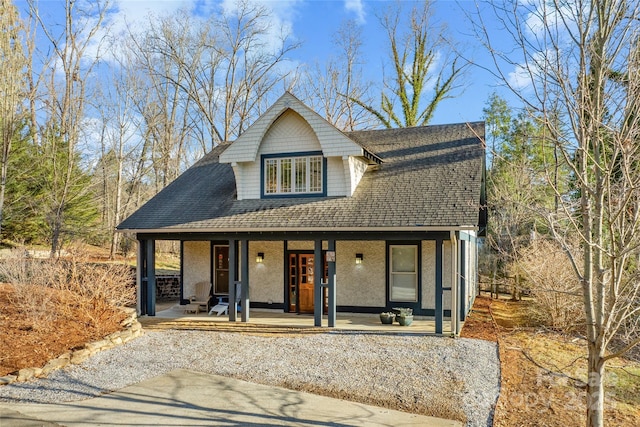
<box><xmin>389</xmin><ymin>245</ymin><xmax>418</xmax><ymax>302</ymax></box>
<box><xmin>263</xmin><ymin>154</ymin><xmax>324</xmax><ymax>196</ymax></box>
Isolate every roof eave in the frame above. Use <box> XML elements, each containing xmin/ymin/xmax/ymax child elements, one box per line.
<box><xmin>117</xmin><ymin>225</ymin><xmax>480</xmax><ymax>235</ymax></box>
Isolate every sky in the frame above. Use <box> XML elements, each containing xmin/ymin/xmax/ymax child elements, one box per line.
<box><xmin>15</xmin><ymin>0</ymin><xmax>521</xmax><ymax>127</ymax></box>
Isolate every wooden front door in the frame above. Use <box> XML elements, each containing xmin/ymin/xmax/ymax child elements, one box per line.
<box><xmin>288</xmin><ymin>253</ymin><xmax>315</xmax><ymax>313</ymax></box>
<box><xmin>288</xmin><ymin>253</ymin><xmax>329</xmax><ymax>314</ymax></box>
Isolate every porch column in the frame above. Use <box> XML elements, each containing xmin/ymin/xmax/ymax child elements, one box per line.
<box><xmin>327</xmin><ymin>239</ymin><xmax>336</xmax><ymax>327</ymax></box>
<box><xmin>138</xmin><ymin>238</ymin><xmax>156</xmax><ymax>316</ymax></box>
<box><xmin>435</xmin><ymin>238</ymin><xmax>443</xmax><ymax>334</ymax></box>
<box><xmin>451</xmin><ymin>231</ymin><xmax>459</xmax><ymax>336</ymax></box>
<box><xmin>314</xmin><ymin>239</ymin><xmax>323</xmax><ymax>327</ymax></box>
<box><xmin>240</xmin><ymin>239</ymin><xmax>250</xmax><ymax>322</ymax></box>
<box><xmin>459</xmin><ymin>239</ymin><xmax>467</xmax><ymax>322</ymax></box>
<box><xmin>228</xmin><ymin>239</ymin><xmax>237</xmax><ymax>322</ymax></box>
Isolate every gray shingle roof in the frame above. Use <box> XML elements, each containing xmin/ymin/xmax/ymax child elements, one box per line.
<box><xmin>117</xmin><ymin>122</ymin><xmax>486</xmax><ymax>232</ymax></box>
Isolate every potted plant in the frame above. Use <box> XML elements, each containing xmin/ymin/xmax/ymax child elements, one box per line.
<box><xmin>379</xmin><ymin>312</ymin><xmax>395</xmax><ymax>324</ymax></box>
<box><xmin>393</xmin><ymin>307</ymin><xmax>413</xmax><ymax>326</ymax></box>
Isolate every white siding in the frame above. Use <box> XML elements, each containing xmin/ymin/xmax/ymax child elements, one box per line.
<box><xmin>236</xmin><ymin>110</ymin><xmax>351</xmax><ymax>199</ymax></box>
<box><xmin>219</xmin><ymin>93</ymin><xmax>363</xmax><ymax>164</ymax></box>
<box><xmin>327</xmin><ymin>156</ymin><xmax>347</xmax><ymax>196</ymax></box>
<box><xmin>347</xmin><ymin>156</ymin><xmax>368</xmax><ymax>196</ymax></box>
<box><xmin>259</xmin><ymin>110</ymin><xmax>321</xmax><ymax>154</ymax></box>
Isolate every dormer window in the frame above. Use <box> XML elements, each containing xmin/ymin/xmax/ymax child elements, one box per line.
<box><xmin>262</xmin><ymin>152</ymin><xmax>326</xmax><ymax>197</ymax></box>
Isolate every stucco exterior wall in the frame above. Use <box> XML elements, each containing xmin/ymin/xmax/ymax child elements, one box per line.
<box><xmin>443</xmin><ymin>240</ymin><xmax>452</xmax><ymax>311</ymax></box>
<box><xmin>183</xmin><ymin>241</ymin><xmax>210</xmax><ymax>299</ymax></box>
<box><xmin>422</xmin><ymin>240</ymin><xmax>436</xmax><ymax>310</ymax></box>
<box><xmin>286</xmin><ymin>241</ymin><xmax>329</xmax><ymax>251</ymax></box>
<box><xmin>335</xmin><ymin>241</ymin><xmax>386</xmax><ymax>307</ymax></box>
<box><xmin>248</xmin><ymin>241</ymin><xmax>285</xmax><ymax>304</ymax></box>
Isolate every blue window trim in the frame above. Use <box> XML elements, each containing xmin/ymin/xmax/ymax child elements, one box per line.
<box><xmin>385</xmin><ymin>241</ymin><xmax>422</xmax><ymax>313</ymax></box>
<box><xmin>260</xmin><ymin>151</ymin><xmax>327</xmax><ymax>198</ymax></box>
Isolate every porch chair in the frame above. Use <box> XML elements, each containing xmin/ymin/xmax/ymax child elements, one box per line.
<box><xmin>192</xmin><ymin>281</ymin><xmax>212</xmax><ymax>314</ymax></box>
<box><xmin>208</xmin><ymin>282</ymin><xmax>242</xmax><ymax>316</ymax></box>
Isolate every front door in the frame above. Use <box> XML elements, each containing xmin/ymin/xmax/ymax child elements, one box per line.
<box><xmin>288</xmin><ymin>253</ymin><xmax>315</xmax><ymax>313</ymax></box>
<box><xmin>214</xmin><ymin>245</ymin><xmax>229</xmax><ymax>295</ymax></box>
<box><xmin>288</xmin><ymin>253</ymin><xmax>328</xmax><ymax>314</ymax></box>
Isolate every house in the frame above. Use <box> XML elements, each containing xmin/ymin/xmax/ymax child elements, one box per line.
<box><xmin>117</xmin><ymin>92</ymin><xmax>486</xmax><ymax>335</ymax></box>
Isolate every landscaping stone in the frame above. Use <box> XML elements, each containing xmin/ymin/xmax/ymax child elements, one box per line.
<box><xmin>85</xmin><ymin>340</ymin><xmax>110</xmax><ymax>352</ymax></box>
<box><xmin>42</xmin><ymin>358</ymin><xmax>68</xmax><ymax>374</ymax></box>
<box><xmin>0</xmin><ymin>375</ymin><xmax>16</xmax><ymax>385</ymax></box>
<box><xmin>1</xmin><ymin>316</ymin><xmax>143</xmax><ymax>386</ymax></box>
<box><xmin>70</xmin><ymin>349</ymin><xmax>91</xmax><ymax>364</ymax></box>
<box><xmin>17</xmin><ymin>368</ymin><xmax>37</xmax><ymax>382</ymax></box>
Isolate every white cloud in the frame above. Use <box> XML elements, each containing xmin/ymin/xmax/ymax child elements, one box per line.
<box><xmin>507</xmin><ymin>63</ymin><xmax>532</xmax><ymax>91</ymax></box>
<box><xmin>344</xmin><ymin>0</ymin><xmax>365</xmax><ymax>24</ymax></box>
<box><xmin>507</xmin><ymin>48</ymin><xmax>558</xmax><ymax>92</ymax></box>
<box><xmin>522</xmin><ymin>0</ymin><xmax>579</xmax><ymax>41</ymax></box>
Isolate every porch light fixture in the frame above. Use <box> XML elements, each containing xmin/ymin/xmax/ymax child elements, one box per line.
<box><xmin>355</xmin><ymin>253</ymin><xmax>363</xmax><ymax>264</ymax></box>
<box><xmin>256</xmin><ymin>252</ymin><xmax>265</xmax><ymax>263</ymax></box>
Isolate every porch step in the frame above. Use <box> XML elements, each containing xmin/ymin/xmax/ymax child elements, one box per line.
<box><xmin>138</xmin><ymin>317</ymin><xmax>325</xmax><ymax>335</ymax></box>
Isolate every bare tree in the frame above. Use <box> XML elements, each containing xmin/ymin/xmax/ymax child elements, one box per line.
<box><xmin>354</xmin><ymin>1</ymin><xmax>465</xmax><ymax>128</ymax></box>
<box><xmin>475</xmin><ymin>1</ymin><xmax>640</xmax><ymax>426</ymax></box>
<box><xmin>300</xmin><ymin>20</ymin><xmax>375</xmax><ymax>131</ymax></box>
<box><xmin>0</xmin><ymin>0</ymin><xmax>27</xmax><ymax>239</ymax></box>
<box><xmin>28</xmin><ymin>0</ymin><xmax>108</xmax><ymax>257</ymax></box>
<box><xmin>92</xmin><ymin>50</ymin><xmax>146</xmax><ymax>259</ymax></box>
<box><xmin>216</xmin><ymin>0</ymin><xmax>299</xmax><ymax>140</ymax></box>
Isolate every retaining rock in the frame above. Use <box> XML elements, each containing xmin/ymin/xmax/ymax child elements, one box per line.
<box><xmin>0</xmin><ymin>376</ymin><xmax>16</xmax><ymax>385</ymax></box>
<box><xmin>3</xmin><ymin>310</ymin><xmax>144</xmax><ymax>386</ymax></box>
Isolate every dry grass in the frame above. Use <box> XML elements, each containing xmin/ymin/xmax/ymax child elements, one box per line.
<box><xmin>518</xmin><ymin>239</ymin><xmax>584</xmax><ymax>332</ymax></box>
<box><xmin>0</xmin><ymin>250</ymin><xmax>135</xmax><ymax>376</ymax></box>
<box><xmin>462</xmin><ymin>295</ymin><xmax>640</xmax><ymax>427</ymax></box>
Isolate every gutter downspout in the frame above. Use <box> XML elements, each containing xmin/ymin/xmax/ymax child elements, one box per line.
<box><xmin>450</xmin><ymin>231</ymin><xmax>459</xmax><ymax>337</ymax></box>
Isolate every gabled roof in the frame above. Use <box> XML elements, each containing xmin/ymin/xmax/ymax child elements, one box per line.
<box><xmin>220</xmin><ymin>92</ymin><xmax>373</xmax><ymax>163</ymax></box>
<box><xmin>118</xmin><ymin>122</ymin><xmax>486</xmax><ymax>233</ymax></box>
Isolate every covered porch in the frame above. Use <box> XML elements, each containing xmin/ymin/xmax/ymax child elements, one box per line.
<box><xmin>139</xmin><ymin>303</ymin><xmax>457</xmax><ymax>335</ymax></box>
<box><xmin>136</xmin><ymin>230</ymin><xmax>472</xmax><ymax>336</ymax></box>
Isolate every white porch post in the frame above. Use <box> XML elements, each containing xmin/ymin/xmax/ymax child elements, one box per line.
<box><xmin>450</xmin><ymin>231</ymin><xmax>459</xmax><ymax>336</ymax></box>
<box><xmin>327</xmin><ymin>239</ymin><xmax>336</xmax><ymax>327</ymax></box>
<box><xmin>240</xmin><ymin>239</ymin><xmax>249</xmax><ymax>322</ymax></box>
<box><xmin>228</xmin><ymin>239</ymin><xmax>237</xmax><ymax>322</ymax></box>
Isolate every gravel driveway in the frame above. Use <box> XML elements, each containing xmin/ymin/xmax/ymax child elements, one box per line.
<box><xmin>0</xmin><ymin>330</ymin><xmax>500</xmax><ymax>427</ymax></box>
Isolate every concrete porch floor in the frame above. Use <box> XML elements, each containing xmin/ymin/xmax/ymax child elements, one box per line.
<box><xmin>141</xmin><ymin>301</ymin><xmax>456</xmax><ymax>335</ymax></box>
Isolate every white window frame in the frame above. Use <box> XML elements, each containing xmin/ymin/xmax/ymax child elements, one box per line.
<box><xmin>389</xmin><ymin>245</ymin><xmax>418</xmax><ymax>302</ymax></box>
<box><xmin>264</xmin><ymin>155</ymin><xmax>323</xmax><ymax>195</ymax></box>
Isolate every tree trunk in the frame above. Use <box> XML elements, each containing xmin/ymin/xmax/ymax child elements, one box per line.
<box><xmin>586</xmin><ymin>346</ymin><xmax>605</xmax><ymax>427</ymax></box>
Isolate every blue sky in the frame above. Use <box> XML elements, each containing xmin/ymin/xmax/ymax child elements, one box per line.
<box><xmin>17</xmin><ymin>0</ymin><xmax>519</xmax><ymax>126</ymax></box>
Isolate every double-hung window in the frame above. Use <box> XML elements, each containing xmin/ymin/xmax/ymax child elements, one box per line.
<box><xmin>263</xmin><ymin>153</ymin><xmax>324</xmax><ymax>196</ymax></box>
<box><xmin>389</xmin><ymin>245</ymin><xmax>418</xmax><ymax>302</ymax></box>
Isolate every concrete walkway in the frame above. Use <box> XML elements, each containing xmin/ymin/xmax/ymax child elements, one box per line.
<box><xmin>1</xmin><ymin>369</ymin><xmax>462</xmax><ymax>426</ymax></box>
